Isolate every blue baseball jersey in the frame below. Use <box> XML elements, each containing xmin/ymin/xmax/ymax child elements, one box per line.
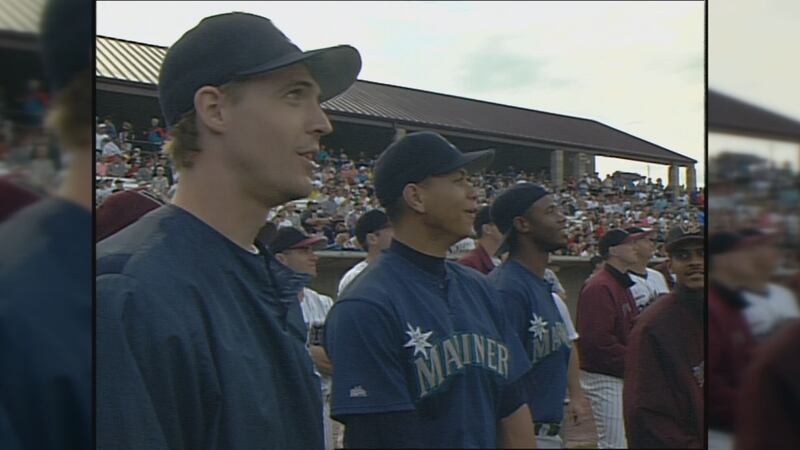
<box><xmin>324</xmin><ymin>246</ymin><xmax>531</xmax><ymax>448</ymax></box>
<box><xmin>489</xmin><ymin>259</ymin><xmax>571</xmax><ymax>423</ymax></box>
<box><xmin>96</xmin><ymin>204</ymin><xmax>324</xmax><ymax>450</ymax></box>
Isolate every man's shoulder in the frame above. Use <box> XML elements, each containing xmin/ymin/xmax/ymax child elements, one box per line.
<box><xmin>633</xmin><ymin>292</ymin><xmax>678</xmax><ymax>330</ymax></box>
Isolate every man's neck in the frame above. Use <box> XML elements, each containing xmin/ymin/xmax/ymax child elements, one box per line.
<box><xmin>509</xmin><ymin>241</ymin><xmax>548</xmax><ymax>278</ymax></box>
<box><xmin>392</xmin><ymin>220</ymin><xmax>457</xmax><ymax>258</ymax></box>
<box><xmin>172</xmin><ymin>168</ymin><xmax>276</xmax><ymax>251</ymax></box>
<box><xmin>629</xmin><ymin>262</ymin><xmax>648</xmax><ymax>275</ymax></box>
<box><xmin>56</xmin><ymin>149</ymin><xmax>92</xmax><ymax>211</ymax></box>
<box><xmin>365</xmin><ymin>248</ymin><xmax>381</xmax><ymax>264</ymax></box>
<box><xmin>605</xmin><ymin>257</ymin><xmax>630</xmax><ymax>274</ymax></box>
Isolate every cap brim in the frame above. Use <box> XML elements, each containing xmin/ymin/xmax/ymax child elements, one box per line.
<box><xmin>626</xmin><ymin>229</ymin><xmax>655</xmax><ymax>242</ymax></box>
<box><xmin>433</xmin><ymin>149</ymin><xmax>495</xmax><ymax>176</ymax></box>
<box><xmin>237</xmin><ymin>45</ymin><xmax>361</xmax><ymax>101</ymax></box>
<box><xmin>290</xmin><ymin>236</ymin><xmax>328</xmax><ymax>251</ymax></box>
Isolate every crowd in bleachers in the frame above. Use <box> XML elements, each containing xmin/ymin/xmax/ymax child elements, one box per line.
<box><xmin>94</xmin><ymin>115</ymin><xmax>705</xmax><ymax>257</ymax></box>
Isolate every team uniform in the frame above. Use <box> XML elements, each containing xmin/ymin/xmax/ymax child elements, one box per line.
<box><xmin>628</xmin><ymin>268</ymin><xmax>670</xmax><ymax>312</ymax></box>
<box><xmin>741</xmin><ymin>283</ymin><xmax>800</xmax><ymax>342</ymax></box>
<box><xmin>490</xmin><ymin>260</ymin><xmax>572</xmax><ymax>448</ymax></box>
<box><xmin>576</xmin><ymin>264</ymin><xmax>639</xmax><ymax>449</ymax></box>
<box><xmin>324</xmin><ymin>240</ymin><xmax>531</xmax><ymax>448</ymax></box>
<box><xmin>0</xmin><ymin>198</ymin><xmax>91</xmax><ymax>450</ymax></box>
<box><xmin>708</xmin><ymin>283</ymin><xmax>757</xmax><ymax>450</ymax></box>
<box><xmin>97</xmin><ymin>205</ymin><xmax>325</xmax><ymax>449</ymax></box>
<box><xmin>300</xmin><ymin>287</ymin><xmax>335</xmax><ymax>450</ymax></box>
<box><xmin>456</xmin><ymin>242</ymin><xmax>499</xmax><ymax>275</ymax></box>
<box><xmin>623</xmin><ymin>287</ymin><xmax>704</xmax><ymax>448</ymax></box>
<box><xmin>735</xmin><ymin>322</ymin><xmax>800</xmax><ymax>450</ymax></box>
<box><xmin>337</xmin><ymin>260</ymin><xmax>369</xmax><ymax>296</ymax></box>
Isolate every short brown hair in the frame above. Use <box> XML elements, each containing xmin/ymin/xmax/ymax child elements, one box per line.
<box><xmin>162</xmin><ymin>79</ymin><xmax>249</xmax><ymax>170</ymax></box>
<box><xmin>45</xmin><ymin>70</ymin><xmax>90</xmax><ymax>151</ymax></box>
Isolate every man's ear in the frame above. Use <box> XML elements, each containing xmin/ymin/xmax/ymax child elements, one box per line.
<box><xmin>366</xmin><ymin>232</ymin><xmax>379</xmax><ymax>248</ymax></box>
<box><xmin>402</xmin><ymin>184</ymin><xmax>426</xmax><ymax>214</ymax></box>
<box><xmin>194</xmin><ymin>86</ymin><xmax>227</xmax><ymax>134</ymax></box>
<box><xmin>274</xmin><ymin>253</ymin><xmax>288</xmax><ymax>265</ymax></box>
<box><xmin>512</xmin><ymin>215</ymin><xmax>531</xmax><ymax>234</ymax></box>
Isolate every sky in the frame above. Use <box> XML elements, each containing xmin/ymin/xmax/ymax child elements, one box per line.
<box><xmin>97</xmin><ymin>1</ymin><xmax>704</xmax><ymax>186</ymax></box>
<box><xmin>709</xmin><ymin>0</ymin><xmax>800</xmax><ymax>171</ymax></box>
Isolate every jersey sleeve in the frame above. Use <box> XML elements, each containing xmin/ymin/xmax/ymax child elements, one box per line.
<box><xmin>323</xmin><ymin>299</ymin><xmax>415</xmax><ymax>419</ymax></box>
<box><xmin>97</xmin><ymin>274</ymin><xmax>220</xmax><ymax>450</ymax></box>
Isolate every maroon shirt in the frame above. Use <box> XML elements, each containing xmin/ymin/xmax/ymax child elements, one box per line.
<box><xmin>623</xmin><ymin>287</ymin><xmax>704</xmax><ymax>448</ymax></box>
<box><xmin>576</xmin><ymin>264</ymin><xmax>639</xmax><ymax>378</ymax></box>
<box><xmin>456</xmin><ymin>243</ymin><xmax>496</xmax><ymax>275</ymax></box>
<box><xmin>735</xmin><ymin>322</ymin><xmax>800</xmax><ymax>450</ymax></box>
<box><xmin>708</xmin><ymin>283</ymin><xmax>757</xmax><ymax>431</ymax></box>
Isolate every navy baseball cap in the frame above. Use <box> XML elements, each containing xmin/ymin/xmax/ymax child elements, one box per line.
<box><xmin>355</xmin><ymin>209</ymin><xmax>391</xmax><ymax>248</ymax></box>
<box><xmin>158</xmin><ymin>12</ymin><xmax>362</xmax><ymax>127</ymax></box>
<box><xmin>709</xmin><ymin>229</ymin><xmax>769</xmax><ymax>256</ymax></box>
<box><xmin>599</xmin><ymin>229</ymin><xmax>637</xmax><ymax>259</ymax></box>
<box><xmin>490</xmin><ymin>183</ymin><xmax>549</xmax><ymax>255</ymax></box>
<box><xmin>40</xmin><ymin>0</ymin><xmax>92</xmax><ymax>92</ymax></box>
<box><xmin>270</xmin><ymin>227</ymin><xmax>327</xmax><ymax>254</ymax></box>
<box><xmin>373</xmin><ymin>131</ymin><xmax>494</xmax><ymax>207</ymax></box>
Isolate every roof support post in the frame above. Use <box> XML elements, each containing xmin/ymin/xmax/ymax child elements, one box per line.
<box><xmin>668</xmin><ymin>163</ymin><xmax>680</xmax><ymax>200</ymax></box>
<box><xmin>685</xmin><ymin>164</ymin><xmax>697</xmax><ymax>192</ymax></box>
<box><xmin>392</xmin><ymin>126</ymin><xmax>407</xmax><ymax>142</ymax></box>
<box><xmin>550</xmin><ymin>149</ymin><xmax>564</xmax><ymax>187</ymax></box>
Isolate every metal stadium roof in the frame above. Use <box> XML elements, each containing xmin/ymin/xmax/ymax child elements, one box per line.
<box><xmin>96</xmin><ymin>35</ymin><xmax>696</xmax><ymax>165</ymax></box>
<box><xmin>0</xmin><ymin>0</ymin><xmax>43</xmax><ymax>35</ymax></box>
<box><xmin>709</xmin><ymin>89</ymin><xmax>800</xmax><ymax>142</ymax></box>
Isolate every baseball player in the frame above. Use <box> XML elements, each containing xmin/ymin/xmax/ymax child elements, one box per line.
<box><xmin>488</xmin><ymin>183</ymin><xmax>589</xmax><ymax>448</ymax></box>
<box><xmin>735</xmin><ymin>322</ymin><xmax>800</xmax><ymax>450</ymax></box>
<box><xmin>269</xmin><ymin>226</ymin><xmax>336</xmax><ymax>450</ymax></box>
<box><xmin>457</xmin><ymin>205</ymin><xmax>503</xmax><ymax>274</ymax></box>
<box><xmin>737</xmin><ymin>228</ymin><xmax>800</xmax><ymax>342</ymax></box>
<box><xmin>625</xmin><ymin>226</ymin><xmax>670</xmax><ymax>312</ymax></box>
<box><xmin>96</xmin><ymin>13</ymin><xmax>361</xmax><ymax>449</ymax></box>
<box><xmin>0</xmin><ymin>0</ymin><xmax>91</xmax><ymax>448</ymax></box>
<box><xmin>576</xmin><ymin>228</ymin><xmax>648</xmax><ymax>449</ymax></box>
<box><xmin>324</xmin><ymin>131</ymin><xmax>536</xmax><ymax>448</ymax></box>
<box><xmin>708</xmin><ymin>231</ymin><xmax>761</xmax><ymax>450</ymax></box>
<box><xmin>623</xmin><ymin>226</ymin><xmax>704</xmax><ymax>448</ymax></box>
<box><xmin>337</xmin><ymin>209</ymin><xmax>394</xmax><ymax>296</ymax></box>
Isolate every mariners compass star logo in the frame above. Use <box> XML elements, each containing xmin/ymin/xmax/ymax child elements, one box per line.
<box><xmin>529</xmin><ymin>314</ymin><xmax>549</xmax><ymax>341</ymax></box>
<box><xmin>404</xmin><ymin>323</ymin><xmax>433</xmax><ymax>359</ymax></box>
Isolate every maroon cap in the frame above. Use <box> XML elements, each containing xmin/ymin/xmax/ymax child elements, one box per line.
<box><xmin>96</xmin><ymin>190</ymin><xmax>163</xmax><ymax>242</ymax></box>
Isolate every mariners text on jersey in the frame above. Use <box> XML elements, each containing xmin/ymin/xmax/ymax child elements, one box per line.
<box><xmin>412</xmin><ymin>331</ymin><xmax>510</xmax><ymax>398</ymax></box>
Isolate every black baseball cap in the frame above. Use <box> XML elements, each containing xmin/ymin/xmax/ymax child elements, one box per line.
<box><xmin>490</xmin><ymin>183</ymin><xmax>549</xmax><ymax>255</ymax></box>
<box><xmin>158</xmin><ymin>12</ymin><xmax>362</xmax><ymax>127</ymax></box>
<box><xmin>355</xmin><ymin>209</ymin><xmax>390</xmax><ymax>248</ymax></box>
<box><xmin>40</xmin><ymin>0</ymin><xmax>92</xmax><ymax>92</ymax></box>
<box><xmin>373</xmin><ymin>131</ymin><xmax>494</xmax><ymax>207</ymax></box>
<box><xmin>599</xmin><ymin>229</ymin><xmax>637</xmax><ymax>258</ymax></box>
<box><xmin>270</xmin><ymin>227</ymin><xmax>327</xmax><ymax>253</ymax></box>
<box><xmin>665</xmin><ymin>226</ymin><xmax>703</xmax><ymax>253</ymax></box>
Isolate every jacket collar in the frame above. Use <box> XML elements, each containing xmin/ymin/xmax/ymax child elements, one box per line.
<box><xmin>605</xmin><ymin>263</ymin><xmax>635</xmax><ymax>288</ymax></box>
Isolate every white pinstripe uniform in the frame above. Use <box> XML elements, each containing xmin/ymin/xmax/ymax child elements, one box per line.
<box><xmin>580</xmin><ymin>370</ymin><xmax>627</xmax><ymax>448</ymax></box>
<box><xmin>300</xmin><ymin>288</ymin><xmax>335</xmax><ymax>450</ymax></box>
